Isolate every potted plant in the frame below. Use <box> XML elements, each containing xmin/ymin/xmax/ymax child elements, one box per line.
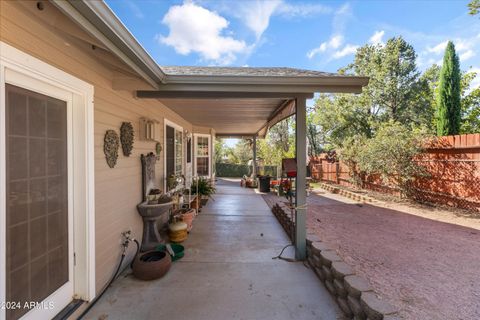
<box><xmin>192</xmin><ymin>177</ymin><xmax>216</xmax><ymax>206</ymax></box>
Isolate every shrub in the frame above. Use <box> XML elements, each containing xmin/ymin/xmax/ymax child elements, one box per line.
<box><xmin>339</xmin><ymin>121</ymin><xmax>430</xmax><ymax>195</ymax></box>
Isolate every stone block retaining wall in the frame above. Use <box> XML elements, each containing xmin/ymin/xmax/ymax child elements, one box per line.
<box><xmin>271</xmin><ymin>203</ymin><xmax>399</xmax><ymax>320</ymax></box>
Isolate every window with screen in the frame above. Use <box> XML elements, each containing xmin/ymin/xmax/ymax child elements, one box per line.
<box><xmin>195</xmin><ymin>135</ymin><xmax>210</xmax><ymax>177</ymax></box>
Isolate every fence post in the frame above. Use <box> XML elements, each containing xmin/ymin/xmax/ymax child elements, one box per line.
<box><xmin>319</xmin><ymin>159</ymin><xmax>323</xmax><ymax>181</ymax></box>
<box><xmin>336</xmin><ymin>161</ymin><xmax>340</xmax><ymax>184</ymax></box>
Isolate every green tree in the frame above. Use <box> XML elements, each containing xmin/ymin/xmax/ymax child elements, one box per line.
<box><xmin>228</xmin><ymin>140</ymin><xmax>252</xmax><ymax>164</ymax></box>
<box><xmin>339</xmin><ymin>121</ymin><xmax>429</xmax><ymax>195</ymax></box>
<box><xmin>413</xmin><ymin>65</ymin><xmax>479</xmax><ymax>134</ymax></box>
<box><xmin>214</xmin><ymin>139</ymin><xmax>229</xmax><ymax>163</ymax></box>
<box><xmin>469</xmin><ymin>0</ymin><xmax>480</xmax><ymax>15</ymax></box>
<box><xmin>313</xmin><ymin>93</ymin><xmax>372</xmax><ymax>147</ymax></box>
<box><xmin>415</xmin><ymin>64</ymin><xmax>441</xmax><ymax>132</ymax></box>
<box><xmin>307</xmin><ymin>111</ymin><xmax>323</xmax><ymax>156</ymax></box>
<box><xmin>267</xmin><ymin>117</ymin><xmax>294</xmax><ymax>153</ymax></box>
<box><xmin>312</xmin><ymin>37</ymin><xmax>433</xmax><ymax>147</ymax></box>
<box><xmin>461</xmin><ymin>71</ymin><xmax>480</xmax><ymax>133</ymax></box>
<box><xmin>436</xmin><ymin>41</ymin><xmax>461</xmax><ymax>136</ymax></box>
<box><xmin>343</xmin><ymin>37</ymin><xmax>423</xmax><ymax>123</ymax></box>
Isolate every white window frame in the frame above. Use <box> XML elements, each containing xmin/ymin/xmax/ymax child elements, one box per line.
<box><xmin>194</xmin><ymin>133</ymin><xmax>212</xmax><ymax>178</ymax></box>
<box><xmin>0</xmin><ymin>42</ymin><xmax>96</xmax><ymax>320</ymax></box>
<box><xmin>164</xmin><ymin>119</ymin><xmax>184</xmax><ymax>190</ymax></box>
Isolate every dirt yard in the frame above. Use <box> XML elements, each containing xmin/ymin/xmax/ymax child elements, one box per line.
<box><xmin>264</xmin><ymin>190</ymin><xmax>480</xmax><ymax>319</ymax></box>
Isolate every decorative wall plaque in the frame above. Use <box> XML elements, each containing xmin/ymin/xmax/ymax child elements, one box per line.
<box><xmin>104</xmin><ymin>130</ymin><xmax>120</xmax><ymax>168</ymax></box>
<box><xmin>120</xmin><ymin>122</ymin><xmax>134</xmax><ymax>156</ymax></box>
<box><xmin>141</xmin><ymin>152</ymin><xmax>157</xmax><ymax>201</ymax></box>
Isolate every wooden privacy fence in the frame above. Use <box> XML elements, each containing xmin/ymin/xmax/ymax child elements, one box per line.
<box><xmin>310</xmin><ymin>133</ymin><xmax>480</xmax><ymax>211</ymax></box>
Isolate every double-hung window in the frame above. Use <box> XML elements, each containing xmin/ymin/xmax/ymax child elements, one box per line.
<box><xmin>194</xmin><ymin>134</ymin><xmax>211</xmax><ymax>177</ymax></box>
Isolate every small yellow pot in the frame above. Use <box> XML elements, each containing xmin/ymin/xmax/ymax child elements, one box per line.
<box><xmin>169</xmin><ymin>221</ymin><xmax>188</xmax><ymax>243</ymax></box>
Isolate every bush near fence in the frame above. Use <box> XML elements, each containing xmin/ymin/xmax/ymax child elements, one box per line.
<box><xmin>216</xmin><ymin>163</ymin><xmax>278</xmax><ymax>177</ymax></box>
<box><xmin>310</xmin><ymin>133</ymin><xmax>480</xmax><ymax>212</ymax></box>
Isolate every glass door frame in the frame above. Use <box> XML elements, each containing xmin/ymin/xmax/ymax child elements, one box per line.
<box><xmin>0</xmin><ymin>42</ymin><xmax>96</xmax><ymax>320</ymax></box>
<box><xmin>163</xmin><ymin>119</ymin><xmax>184</xmax><ymax>191</ymax></box>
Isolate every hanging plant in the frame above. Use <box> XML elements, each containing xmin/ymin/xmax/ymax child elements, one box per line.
<box><xmin>120</xmin><ymin>122</ymin><xmax>134</xmax><ymax>156</ymax></box>
<box><xmin>104</xmin><ymin>130</ymin><xmax>120</xmax><ymax>168</ymax></box>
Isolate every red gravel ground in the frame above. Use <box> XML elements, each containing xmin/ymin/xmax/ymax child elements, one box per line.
<box><xmin>263</xmin><ymin>192</ymin><xmax>480</xmax><ymax>320</ymax></box>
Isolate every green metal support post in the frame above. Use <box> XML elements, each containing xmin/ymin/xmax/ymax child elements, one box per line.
<box><xmin>295</xmin><ymin>97</ymin><xmax>307</xmax><ymax>260</ymax></box>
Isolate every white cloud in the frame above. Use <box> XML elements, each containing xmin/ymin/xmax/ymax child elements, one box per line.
<box><xmin>427</xmin><ymin>40</ymin><xmax>449</xmax><ymax>54</ymax></box>
<box><xmin>159</xmin><ymin>2</ymin><xmax>247</xmax><ymax>65</ymax></box>
<box><xmin>419</xmin><ymin>36</ymin><xmax>479</xmax><ymax>68</ymax></box>
<box><xmin>240</xmin><ymin>0</ymin><xmax>282</xmax><ymax>40</ymax></box>
<box><xmin>460</xmin><ymin>49</ymin><xmax>475</xmax><ymax>61</ymax></box>
<box><xmin>332</xmin><ymin>44</ymin><xmax>359</xmax><ymax>59</ymax></box>
<box><xmin>307</xmin><ymin>34</ymin><xmax>343</xmax><ymax>58</ymax></box>
<box><xmin>456</xmin><ymin>39</ymin><xmax>472</xmax><ymax>52</ymax></box>
<box><xmin>226</xmin><ymin>0</ymin><xmax>332</xmax><ymax>41</ymax></box>
<box><xmin>306</xmin><ymin>3</ymin><xmax>357</xmax><ymax>61</ymax></box>
<box><xmin>276</xmin><ymin>2</ymin><xmax>333</xmax><ymax>18</ymax></box>
<box><xmin>332</xmin><ymin>3</ymin><xmax>352</xmax><ymax>33</ymax></box>
<box><xmin>369</xmin><ymin>30</ymin><xmax>385</xmax><ymax>45</ymax></box>
<box><xmin>426</xmin><ymin>38</ymin><xmax>475</xmax><ymax>57</ymax></box>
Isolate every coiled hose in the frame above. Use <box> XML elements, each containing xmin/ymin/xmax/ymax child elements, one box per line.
<box><xmin>78</xmin><ymin>238</ymin><xmax>140</xmax><ymax>319</ymax></box>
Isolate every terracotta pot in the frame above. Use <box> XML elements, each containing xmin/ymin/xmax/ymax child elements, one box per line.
<box><xmin>180</xmin><ymin>208</ymin><xmax>196</xmax><ymax>231</ymax></box>
<box><xmin>132</xmin><ymin>250</ymin><xmax>171</xmax><ymax>281</ymax></box>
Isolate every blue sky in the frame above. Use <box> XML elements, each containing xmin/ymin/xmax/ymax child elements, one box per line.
<box><xmin>106</xmin><ymin>0</ymin><xmax>479</xmax><ymax>74</ymax></box>
<box><xmin>105</xmin><ymin>0</ymin><xmax>479</xmax><ymax>147</ymax></box>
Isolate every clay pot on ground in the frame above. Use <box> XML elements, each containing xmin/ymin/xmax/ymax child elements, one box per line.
<box><xmin>191</xmin><ymin>197</ymin><xmax>202</xmax><ymax>212</ymax></box>
<box><xmin>132</xmin><ymin>250</ymin><xmax>171</xmax><ymax>281</ymax></box>
<box><xmin>179</xmin><ymin>208</ymin><xmax>196</xmax><ymax>231</ymax></box>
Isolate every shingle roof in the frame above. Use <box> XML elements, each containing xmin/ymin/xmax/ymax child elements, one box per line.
<box><xmin>161</xmin><ymin>66</ymin><xmax>340</xmax><ymax>77</ymax></box>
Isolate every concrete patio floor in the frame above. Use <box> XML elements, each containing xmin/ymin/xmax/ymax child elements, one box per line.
<box><xmin>84</xmin><ymin>178</ymin><xmax>341</xmax><ymax>320</ymax></box>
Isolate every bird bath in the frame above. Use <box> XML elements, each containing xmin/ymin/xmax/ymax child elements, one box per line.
<box><xmin>138</xmin><ymin>153</ymin><xmax>173</xmax><ymax>251</ymax></box>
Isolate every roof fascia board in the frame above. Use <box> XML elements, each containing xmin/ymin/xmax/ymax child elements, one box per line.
<box><xmin>137</xmin><ymin>83</ymin><xmax>363</xmax><ymax>94</ymax></box>
<box><xmin>51</xmin><ymin>0</ymin><xmax>165</xmax><ymax>88</ymax></box>
<box><xmin>165</xmin><ymin>75</ymin><xmax>369</xmax><ymax>86</ymax></box>
<box><xmin>216</xmin><ymin>133</ymin><xmax>257</xmax><ymax>138</ymax></box>
<box><xmin>136</xmin><ymin>91</ymin><xmax>313</xmax><ymax>100</ymax></box>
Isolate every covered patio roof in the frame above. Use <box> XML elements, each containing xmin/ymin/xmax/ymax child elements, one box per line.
<box><xmin>136</xmin><ymin>66</ymin><xmax>368</xmax><ymax>137</ymax></box>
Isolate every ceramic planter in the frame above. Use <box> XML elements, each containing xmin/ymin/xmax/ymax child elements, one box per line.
<box><xmin>132</xmin><ymin>250</ymin><xmax>171</xmax><ymax>280</ymax></box>
<box><xmin>180</xmin><ymin>208</ymin><xmax>196</xmax><ymax>231</ymax></box>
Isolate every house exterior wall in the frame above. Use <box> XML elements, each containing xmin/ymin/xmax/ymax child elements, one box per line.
<box><xmin>0</xmin><ymin>1</ymin><xmax>197</xmax><ymax>294</ymax></box>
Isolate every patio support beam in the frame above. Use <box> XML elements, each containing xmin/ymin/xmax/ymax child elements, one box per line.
<box><xmin>252</xmin><ymin>136</ymin><xmax>257</xmax><ymax>178</ymax></box>
<box><xmin>295</xmin><ymin>97</ymin><xmax>307</xmax><ymax>260</ymax></box>
<box><xmin>136</xmin><ymin>91</ymin><xmax>313</xmax><ymax>100</ymax></box>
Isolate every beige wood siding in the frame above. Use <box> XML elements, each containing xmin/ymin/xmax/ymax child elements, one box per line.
<box><xmin>1</xmin><ymin>1</ymin><xmax>194</xmax><ymax>293</ymax></box>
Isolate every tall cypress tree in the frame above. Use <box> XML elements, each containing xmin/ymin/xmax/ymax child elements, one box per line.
<box><xmin>436</xmin><ymin>41</ymin><xmax>461</xmax><ymax>136</ymax></box>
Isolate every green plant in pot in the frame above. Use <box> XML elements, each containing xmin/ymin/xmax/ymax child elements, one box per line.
<box><xmin>191</xmin><ymin>177</ymin><xmax>216</xmax><ymax>206</ymax></box>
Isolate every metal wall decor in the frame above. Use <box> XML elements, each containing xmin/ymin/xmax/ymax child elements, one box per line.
<box><xmin>120</xmin><ymin>122</ymin><xmax>134</xmax><ymax>156</ymax></box>
<box><xmin>104</xmin><ymin>130</ymin><xmax>120</xmax><ymax>168</ymax></box>
<box><xmin>139</xmin><ymin>117</ymin><xmax>159</xmax><ymax>141</ymax></box>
